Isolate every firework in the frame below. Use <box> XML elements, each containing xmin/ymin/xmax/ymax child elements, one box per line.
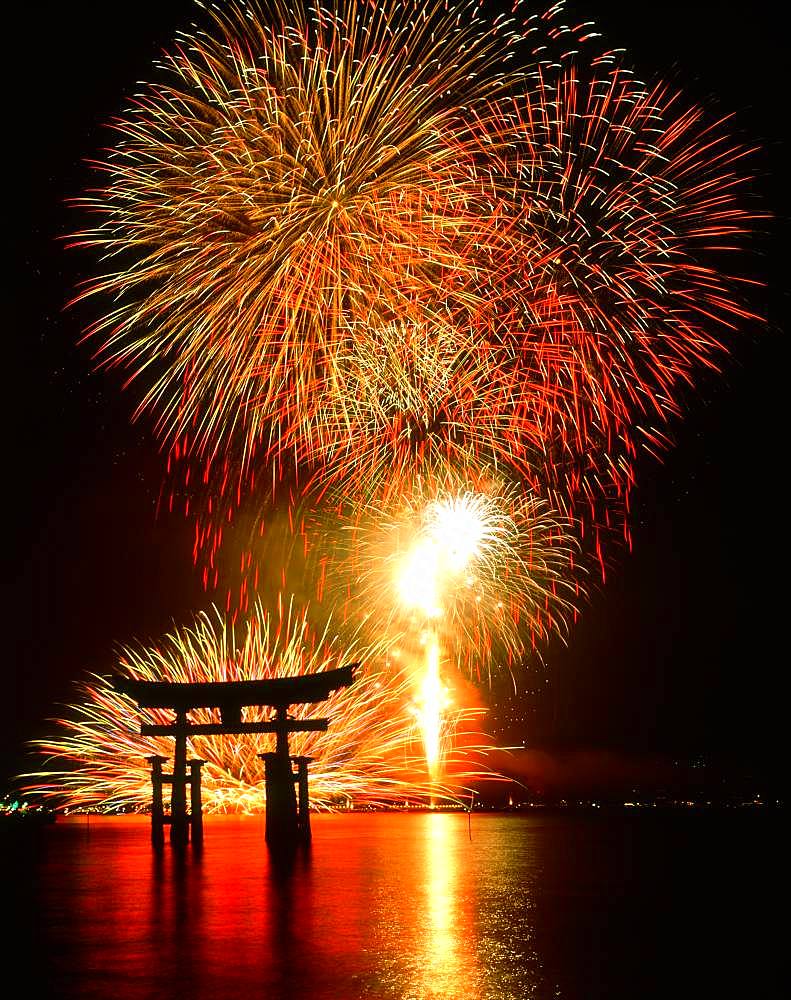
<box><xmin>74</xmin><ymin>0</ymin><xmax>759</xmax><ymax>583</ymax></box>
<box><xmin>321</xmin><ymin>469</ymin><xmax>579</xmax><ymax>771</ymax></box>
<box><xmin>73</xmin><ymin>0</ymin><xmax>524</xmax><ymax>483</ymax></box>
<box><xmin>58</xmin><ymin>0</ymin><xmax>762</xmax><ymax>799</ymax></box>
<box><xmin>25</xmin><ymin>600</ymin><xmax>497</xmax><ymax>812</ymax></box>
<box><xmin>313</xmin><ymin>466</ymin><xmax>581</xmax><ymax>680</ymax></box>
<box><xmin>464</xmin><ymin>12</ymin><xmax>760</xmax><ymax>541</ymax></box>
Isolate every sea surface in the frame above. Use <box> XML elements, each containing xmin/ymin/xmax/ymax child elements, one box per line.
<box><xmin>3</xmin><ymin>811</ymin><xmax>781</xmax><ymax>999</ymax></box>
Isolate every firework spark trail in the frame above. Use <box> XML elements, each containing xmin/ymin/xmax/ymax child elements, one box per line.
<box><xmin>412</xmin><ymin>634</ymin><xmax>446</xmax><ymax>781</ymax></box>
<box><xmin>25</xmin><ymin>601</ymin><xmax>497</xmax><ymax>812</ymax></box>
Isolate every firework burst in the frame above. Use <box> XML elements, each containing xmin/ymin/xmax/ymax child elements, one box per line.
<box><xmin>312</xmin><ymin>465</ymin><xmax>581</xmax><ymax>680</ymax></box>
<box><xmin>73</xmin><ymin>0</ymin><xmax>525</xmax><ymax>481</ymax></box>
<box><xmin>73</xmin><ymin>0</ymin><xmax>760</xmax><ymax>586</ymax></box>
<box><xmin>25</xmin><ymin>600</ymin><xmax>497</xmax><ymax>812</ymax></box>
<box><xmin>464</xmin><ymin>12</ymin><xmax>761</xmax><ymax>541</ymax></box>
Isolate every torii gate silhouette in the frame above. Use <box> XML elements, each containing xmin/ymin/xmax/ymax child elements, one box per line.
<box><xmin>114</xmin><ymin>664</ymin><xmax>356</xmax><ymax>848</ymax></box>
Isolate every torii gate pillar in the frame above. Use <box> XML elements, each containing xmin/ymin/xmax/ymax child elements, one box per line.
<box><xmin>259</xmin><ymin>706</ymin><xmax>304</xmax><ymax>846</ymax></box>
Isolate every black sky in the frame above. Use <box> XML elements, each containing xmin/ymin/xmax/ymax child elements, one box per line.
<box><xmin>6</xmin><ymin>2</ymin><xmax>788</xmax><ymax>789</ymax></box>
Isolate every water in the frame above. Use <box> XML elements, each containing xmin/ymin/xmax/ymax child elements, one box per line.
<box><xmin>4</xmin><ymin>812</ymin><xmax>781</xmax><ymax>999</ymax></box>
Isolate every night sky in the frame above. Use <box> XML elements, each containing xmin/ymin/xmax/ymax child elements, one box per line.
<box><xmin>6</xmin><ymin>2</ymin><xmax>787</xmax><ymax>792</ymax></box>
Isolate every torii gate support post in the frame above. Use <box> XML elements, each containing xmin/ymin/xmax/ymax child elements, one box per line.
<box><xmin>262</xmin><ymin>706</ymin><xmax>300</xmax><ymax>846</ymax></box>
<box><xmin>292</xmin><ymin>755</ymin><xmax>314</xmax><ymax>841</ymax></box>
<box><xmin>146</xmin><ymin>755</ymin><xmax>168</xmax><ymax>847</ymax></box>
<box><xmin>170</xmin><ymin>711</ymin><xmax>189</xmax><ymax>846</ymax></box>
<box><xmin>188</xmin><ymin>759</ymin><xmax>206</xmax><ymax>846</ymax></box>
<box><xmin>260</xmin><ymin>757</ymin><xmax>299</xmax><ymax>846</ymax></box>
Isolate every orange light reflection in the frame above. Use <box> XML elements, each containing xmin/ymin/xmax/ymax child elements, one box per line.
<box><xmin>418</xmin><ymin>813</ymin><xmax>481</xmax><ymax>999</ymax></box>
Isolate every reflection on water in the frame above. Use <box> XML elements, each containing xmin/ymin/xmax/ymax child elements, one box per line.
<box><xmin>422</xmin><ymin>812</ymin><xmax>473</xmax><ymax>998</ymax></box>
<box><xmin>4</xmin><ymin>811</ymin><xmax>779</xmax><ymax>1000</ymax></box>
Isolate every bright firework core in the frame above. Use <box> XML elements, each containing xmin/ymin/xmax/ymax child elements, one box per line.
<box><xmin>397</xmin><ymin>491</ymin><xmax>517</xmax><ymax>620</ymax></box>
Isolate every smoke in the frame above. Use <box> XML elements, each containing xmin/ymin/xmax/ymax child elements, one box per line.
<box><xmin>491</xmin><ymin>749</ymin><xmax>706</xmax><ymax>797</ymax></box>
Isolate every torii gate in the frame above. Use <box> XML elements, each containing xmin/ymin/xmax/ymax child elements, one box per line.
<box><xmin>114</xmin><ymin>664</ymin><xmax>356</xmax><ymax>848</ymax></box>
